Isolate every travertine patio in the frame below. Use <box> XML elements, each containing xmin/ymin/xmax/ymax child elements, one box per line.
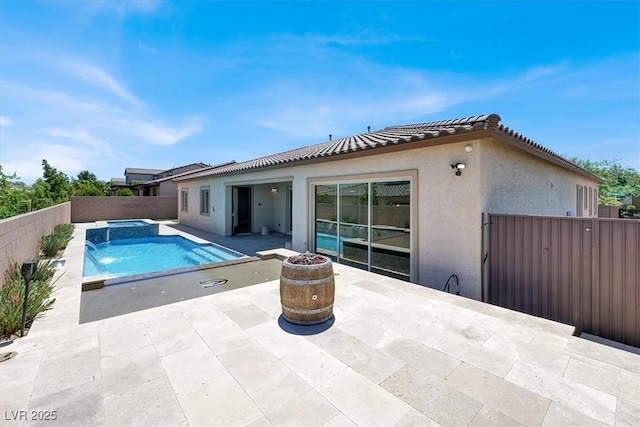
<box><xmin>1</xmin><ymin>225</ymin><xmax>639</xmax><ymax>426</ymax></box>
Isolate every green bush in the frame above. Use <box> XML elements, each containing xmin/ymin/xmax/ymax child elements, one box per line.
<box><xmin>117</xmin><ymin>188</ymin><xmax>134</xmax><ymax>196</ymax></box>
<box><xmin>0</xmin><ymin>260</ymin><xmax>57</xmax><ymax>339</ymax></box>
<box><xmin>40</xmin><ymin>233</ymin><xmax>71</xmax><ymax>257</ymax></box>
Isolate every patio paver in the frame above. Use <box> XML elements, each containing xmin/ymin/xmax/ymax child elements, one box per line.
<box><xmin>1</xmin><ymin>222</ymin><xmax>639</xmax><ymax>426</ymax></box>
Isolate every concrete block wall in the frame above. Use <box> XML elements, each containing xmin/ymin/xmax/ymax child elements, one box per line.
<box><xmin>71</xmin><ymin>197</ymin><xmax>178</xmax><ymax>222</ymax></box>
<box><xmin>0</xmin><ymin>202</ymin><xmax>71</xmax><ymax>283</ymax></box>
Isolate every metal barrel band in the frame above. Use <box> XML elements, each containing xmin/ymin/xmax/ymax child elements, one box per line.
<box><xmin>280</xmin><ymin>275</ymin><xmax>334</xmax><ymax>286</ymax></box>
<box><xmin>281</xmin><ymin>303</ymin><xmax>334</xmax><ymax>315</ymax></box>
<box><xmin>283</xmin><ymin>261</ymin><xmax>332</xmax><ymax>270</ymax></box>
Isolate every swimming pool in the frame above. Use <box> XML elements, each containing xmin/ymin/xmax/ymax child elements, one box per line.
<box><xmin>83</xmin><ymin>236</ymin><xmax>244</xmax><ymax>279</ymax></box>
<box><xmin>107</xmin><ymin>220</ymin><xmax>149</xmax><ymax>227</ymax></box>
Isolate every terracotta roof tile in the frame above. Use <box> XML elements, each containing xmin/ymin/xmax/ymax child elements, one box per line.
<box><xmin>177</xmin><ymin>113</ymin><xmax>601</xmax><ymax>183</ymax></box>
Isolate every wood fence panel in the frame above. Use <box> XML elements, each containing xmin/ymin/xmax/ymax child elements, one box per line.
<box><xmin>488</xmin><ymin>214</ymin><xmax>639</xmax><ymax>348</ymax></box>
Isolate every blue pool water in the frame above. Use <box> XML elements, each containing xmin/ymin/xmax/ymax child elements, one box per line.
<box><xmin>316</xmin><ymin>233</ymin><xmax>342</xmax><ymax>254</ymax></box>
<box><xmin>83</xmin><ymin>236</ymin><xmax>243</xmax><ymax>279</ymax></box>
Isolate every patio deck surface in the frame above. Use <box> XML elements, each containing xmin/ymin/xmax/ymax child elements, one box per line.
<box><xmin>1</xmin><ymin>224</ymin><xmax>639</xmax><ymax>426</ymax></box>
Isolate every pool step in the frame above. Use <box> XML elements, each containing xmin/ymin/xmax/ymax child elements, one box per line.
<box><xmin>184</xmin><ymin>250</ymin><xmax>217</xmax><ymax>265</ymax></box>
<box><xmin>192</xmin><ymin>247</ymin><xmax>221</xmax><ymax>263</ymax></box>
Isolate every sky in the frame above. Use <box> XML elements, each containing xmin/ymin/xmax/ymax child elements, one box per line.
<box><xmin>0</xmin><ymin>1</ymin><xmax>639</xmax><ymax>184</ymax></box>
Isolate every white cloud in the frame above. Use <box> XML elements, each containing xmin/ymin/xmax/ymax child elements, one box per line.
<box><xmin>138</xmin><ymin>41</ymin><xmax>157</xmax><ymax>54</ymax></box>
<box><xmin>2</xmin><ymin>143</ymin><xmax>93</xmax><ymax>181</ymax></box>
<box><xmin>60</xmin><ymin>61</ymin><xmax>140</xmax><ymax>104</ymax></box>
<box><xmin>40</xmin><ymin>128</ymin><xmax>110</xmax><ymax>152</ymax></box>
<box><xmin>74</xmin><ymin>0</ymin><xmax>162</xmax><ymax>17</ymax></box>
<box><xmin>123</xmin><ymin>117</ymin><xmax>203</xmax><ymax>146</ymax></box>
<box><xmin>0</xmin><ymin>116</ymin><xmax>12</xmax><ymax>126</ymax></box>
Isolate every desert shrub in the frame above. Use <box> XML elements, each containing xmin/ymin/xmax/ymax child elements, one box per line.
<box><xmin>39</xmin><ymin>233</ymin><xmax>71</xmax><ymax>257</ymax></box>
<box><xmin>53</xmin><ymin>223</ymin><xmax>74</xmax><ymax>239</ymax></box>
<box><xmin>0</xmin><ymin>260</ymin><xmax>57</xmax><ymax>338</ymax></box>
<box><xmin>52</xmin><ymin>223</ymin><xmax>74</xmax><ymax>248</ymax></box>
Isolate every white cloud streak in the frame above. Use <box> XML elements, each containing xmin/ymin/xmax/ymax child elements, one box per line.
<box><xmin>0</xmin><ymin>116</ymin><xmax>12</xmax><ymax>126</ymax></box>
<box><xmin>60</xmin><ymin>61</ymin><xmax>140</xmax><ymax>104</ymax></box>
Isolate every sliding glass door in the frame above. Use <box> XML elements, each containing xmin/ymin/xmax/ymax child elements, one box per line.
<box><xmin>314</xmin><ymin>180</ymin><xmax>411</xmax><ymax>280</ymax></box>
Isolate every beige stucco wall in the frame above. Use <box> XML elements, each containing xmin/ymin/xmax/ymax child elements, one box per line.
<box><xmin>478</xmin><ymin>139</ymin><xmax>600</xmax><ymax>217</ymax></box>
<box><xmin>158</xmin><ymin>181</ymin><xmax>178</xmax><ymax>197</ymax></box>
<box><xmin>178</xmin><ymin>140</ymin><xmax>485</xmax><ymax>298</ymax></box>
<box><xmin>177</xmin><ymin>137</ymin><xmax>599</xmax><ymax>300</ymax></box>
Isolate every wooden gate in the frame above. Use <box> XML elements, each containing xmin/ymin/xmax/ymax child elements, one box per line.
<box><xmin>488</xmin><ymin>214</ymin><xmax>639</xmax><ymax>347</ymax></box>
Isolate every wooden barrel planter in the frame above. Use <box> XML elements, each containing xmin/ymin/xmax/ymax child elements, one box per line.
<box><xmin>280</xmin><ymin>252</ymin><xmax>335</xmax><ymax>325</ymax></box>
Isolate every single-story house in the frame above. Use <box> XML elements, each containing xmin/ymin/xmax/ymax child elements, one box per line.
<box><xmin>175</xmin><ymin>113</ymin><xmax>602</xmax><ymax>299</ymax></box>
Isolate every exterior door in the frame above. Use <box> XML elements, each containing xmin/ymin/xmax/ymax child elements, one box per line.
<box><xmin>232</xmin><ymin>186</ymin><xmax>252</xmax><ymax>235</ymax></box>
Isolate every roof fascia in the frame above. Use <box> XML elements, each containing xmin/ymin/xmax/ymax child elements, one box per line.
<box><xmin>176</xmin><ymin>130</ymin><xmax>492</xmax><ymax>182</ymax></box>
<box><xmin>490</xmin><ymin>131</ymin><xmax>604</xmax><ymax>184</ymax></box>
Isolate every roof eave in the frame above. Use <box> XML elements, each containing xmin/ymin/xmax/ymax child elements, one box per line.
<box><xmin>492</xmin><ymin>130</ymin><xmax>605</xmax><ymax>184</ymax></box>
<box><xmin>175</xmin><ymin>130</ymin><xmax>493</xmax><ymax>182</ymax></box>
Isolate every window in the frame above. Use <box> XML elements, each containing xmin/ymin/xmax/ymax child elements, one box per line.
<box><xmin>576</xmin><ymin>185</ymin><xmax>583</xmax><ymax>217</ymax></box>
<box><xmin>180</xmin><ymin>188</ymin><xmax>188</xmax><ymax>212</ymax></box>
<box><xmin>200</xmin><ymin>186</ymin><xmax>210</xmax><ymax>215</ymax></box>
<box><xmin>314</xmin><ymin>179</ymin><xmax>411</xmax><ymax>281</ymax></box>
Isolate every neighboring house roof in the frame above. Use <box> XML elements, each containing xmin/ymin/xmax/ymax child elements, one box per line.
<box><xmin>124</xmin><ymin>167</ymin><xmax>165</xmax><ymax>175</ymax></box>
<box><xmin>110</xmin><ymin>178</ymin><xmax>126</xmax><ymax>185</ymax></box>
<box><xmin>176</xmin><ymin>114</ymin><xmax>603</xmax><ymax>183</ymax></box>
<box><xmin>159</xmin><ymin>162</ymin><xmax>210</xmax><ymax>176</ymax></box>
<box><xmin>143</xmin><ymin>161</ymin><xmax>237</xmax><ymax>185</ymax></box>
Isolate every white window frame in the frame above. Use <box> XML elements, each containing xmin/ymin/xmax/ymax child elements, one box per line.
<box><xmin>200</xmin><ymin>186</ymin><xmax>210</xmax><ymax>216</ymax></box>
<box><xmin>180</xmin><ymin>188</ymin><xmax>188</xmax><ymax>212</ymax></box>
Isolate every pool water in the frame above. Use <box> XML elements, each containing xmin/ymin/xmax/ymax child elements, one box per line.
<box><xmin>316</xmin><ymin>233</ymin><xmax>342</xmax><ymax>254</ymax></box>
<box><xmin>83</xmin><ymin>236</ymin><xmax>243</xmax><ymax>279</ymax></box>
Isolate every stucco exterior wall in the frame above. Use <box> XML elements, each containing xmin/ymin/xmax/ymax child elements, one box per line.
<box><xmin>251</xmin><ymin>182</ymin><xmax>290</xmax><ymax>234</ymax></box>
<box><xmin>177</xmin><ymin>137</ymin><xmax>599</xmax><ymax>300</ymax></box>
<box><xmin>478</xmin><ymin>139</ymin><xmax>600</xmax><ymax>217</ymax></box>
<box><xmin>178</xmin><ymin>140</ymin><xmax>485</xmax><ymax>297</ymax></box>
<box><xmin>158</xmin><ymin>181</ymin><xmax>178</xmax><ymax>197</ymax></box>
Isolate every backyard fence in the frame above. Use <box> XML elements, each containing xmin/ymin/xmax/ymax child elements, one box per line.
<box><xmin>488</xmin><ymin>214</ymin><xmax>639</xmax><ymax>348</ymax></box>
<box><xmin>71</xmin><ymin>196</ymin><xmax>178</xmax><ymax>222</ymax></box>
<box><xmin>0</xmin><ymin>202</ymin><xmax>71</xmax><ymax>283</ymax></box>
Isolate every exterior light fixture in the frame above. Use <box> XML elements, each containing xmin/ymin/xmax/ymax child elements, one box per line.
<box><xmin>464</xmin><ymin>144</ymin><xmax>473</xmax><ymax>153</ymax></box>
<box><xmin>270</xmin><ymin>186</ymin><xmax>279</xmax><ymax>193</ymax></box>
<box><xmin>451</xmin><ymin>162</ymin><xmax>466</xmax><ymax>177</ymax></box>
<box><xmin>20</xmin><ymin>260</ymin><xmax>38</xmax><ymax>337</ymax></box>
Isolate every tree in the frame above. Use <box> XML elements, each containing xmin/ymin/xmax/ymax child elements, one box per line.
<box><xmin>71</xmin><ymin>170</ymin><xmax>110</xmax><ymax>196</ymax></box>
<box><xmin>41</xmin><ymin>160</ymin><xmax>70</xmax><ymax>204</ymax></box>
<box><xmin>572</xmin><ymin>158</ymin><xmax>640</xmax><ymax>206</ymax></box>
<box><xmin>116</xmin><ymin>188</ymin><xmax>134</xmax><ymax>196</ymax></box>
<box><xmin>0</xmin><ymin>166</ymin><xmax>31</xmax><ymax>219</ymax></box>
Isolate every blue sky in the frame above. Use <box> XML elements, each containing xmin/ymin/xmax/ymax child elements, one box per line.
<box><xmin>1</xmin><ymin>1</ymin><xmax>638</xmax><ymax>183</ymax></box>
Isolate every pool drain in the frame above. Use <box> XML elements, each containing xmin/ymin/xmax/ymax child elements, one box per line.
<box><xmin>0</xmin><ymin>352</ymin><xmax>17</xmax><ymax>363</ymax></box>
<box><xmin>199</xmin><ymin>279</ymin><xmax>229</xmax><ymax>289</ymax></box>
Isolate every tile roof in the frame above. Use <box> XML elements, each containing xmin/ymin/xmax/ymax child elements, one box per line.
<box><xmin>177</xmin><ymin>113</ymin><xmax>602</xmax><ymax>183</ymax></box>
<box><xmin>124</xmin><ymin>167</ymin><xmax>165</xmax><ymax>175</ymax></box>
<box><xmin>143</xmin><ymin>161</ymin><xmax>237</xmax><ymax>185</ymax></box>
